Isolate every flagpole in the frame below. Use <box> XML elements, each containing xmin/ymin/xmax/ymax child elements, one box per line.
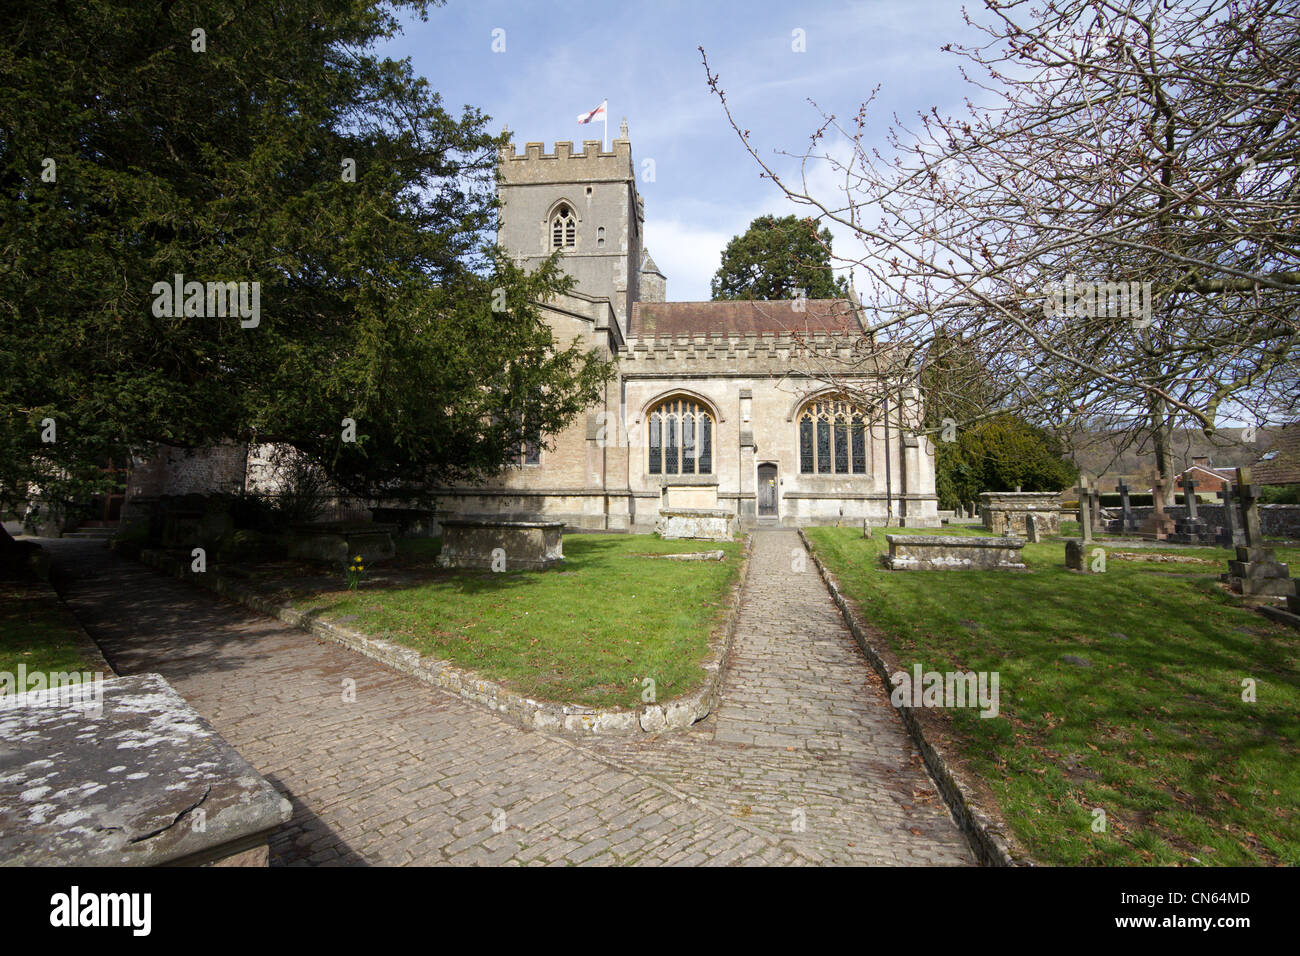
<box><xmin>603</xmin><ymin>99</ymin><xmax>608</xmax><ymax>151</ymax></box>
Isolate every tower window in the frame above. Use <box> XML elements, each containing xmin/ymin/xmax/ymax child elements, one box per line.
<box><xmin>597</xmin><ymin>226</ymin><xmax>605</xmax><ymax>248</ymax></box>
<box><xmin>551</xmin><ymin>204</ymin><xmax>576</xmax><ymax>249</ymax></box>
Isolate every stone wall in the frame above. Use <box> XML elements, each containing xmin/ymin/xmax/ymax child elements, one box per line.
<box><xmin>1121</xmin><ymin>504</ymin><xmax>1300</xmax><ymax>538</ymax></box>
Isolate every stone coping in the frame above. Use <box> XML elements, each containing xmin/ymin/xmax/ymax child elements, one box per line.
<box><xmin>437</xmin><ymin>517</ymin><xmax>566</xmax><ymax>529</ymax></box>
<box><xmin>658</xmin><ymin>508</ymin><xmax>733</xmax><ymax>518</ymax></box>
<box><xmin>798</xmin><ymin>529</ymin><xmax>1029</xmax><ymax>867</ymax></box>
<box><xmin>0</xmin><ymin>673</ymin><xmax>292</xmax><ymax>866</ymax></box>
<box><xmin>136</xmin><ymin>538</ymin><xmax>753</xmax><ymax>736</ymax></box>
<box><xmin>885</xmin><ymin>534</ymin><xmax>1026</xmax><ymax>548</ymax></box>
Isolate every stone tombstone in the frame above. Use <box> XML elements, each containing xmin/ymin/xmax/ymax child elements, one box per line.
<box><xmin>656</xmin><ymin>508</ymin><xmax>736</xmax><ymax>542</ymax></box>
<box><xmin>978</xmin><ymin>491</ymin><xmax>1062</xmax><ymax>536</ymax></box>
<box><xmin>1089</xmin><ymin>487</ymin><xmax>1103</xmax><ymax>536</ymax></box>
<box><xmin>436</xmin><ymin>517</ymin><xmax>564</xmax><ymax>571</ymax></box>
<box><xmin>1065</xmin><ymin>539</ymin><xmax>1088</xmax><ymax>572</ymax></box>
<box><xmin>1171</xmin><ymin>471</ymin><xmax>1209</xmax><ymax>543</ymax></box>
<box><xmin>1117</xmin><ymin>479</ymin><xmax>1134</xmax><ymax>533</ymax></box>
<box><xmin>1223</xmin><ymin>468</ymin><xmax>1296</xmax><ymax>598</ymax></box>
<box><xmin>862</xmin><ymin>518</ymin><xmax>873</xmax><ymax>539</ymax></box>
<box><xmin>1140</xmin><ymin>477</ymin><xmax>1177</xmax><ymax>540</ymax></box>
<box><xmin>1076</xmin><ymin>479</ymin><xmax>1093</xmax><ymax>544</ymax></box>
<box><xmin>287</xmin><ymin>520</ymin><xmax>397</xmax><ymax>565</ymax></box>
<box><xmin>1026</xmin><ymin>513</ymin><xmax>1041</xmax><ymax>543</ymax></box>
<box><xmin>1217</xmin><ymin>483</ymin><xmax>1245</xmax><ymax>548</ymax></box>
<box><xmin>0</xmin><ymin>673</ymin><xmax>291</xmax><ymax>866</ymax></box>
<box><xmin>883</xmin><ymin>534</ymin><xmax>1026</xmax><ymax>571</ymax></box>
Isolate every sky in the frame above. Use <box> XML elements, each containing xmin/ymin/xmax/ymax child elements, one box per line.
<box><xmin>377</xmin><ymin>0</ymin><xmax>984</xmax><ymax>300</ymax></box>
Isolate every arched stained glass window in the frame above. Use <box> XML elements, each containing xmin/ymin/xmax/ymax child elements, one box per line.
<box><xmin>647</xmin><ymin>397</ymin><xmax>713</xmax><ymax>475</ymax></box>
<box><xmin>798</xmin><ymin>399</ymin><xmax>868</xmax><ymax>475</ymax></box>
<box><xmin>551</xmin><ymin>204</ymin><xmax>576</xmax><ymax>248</ymax></box>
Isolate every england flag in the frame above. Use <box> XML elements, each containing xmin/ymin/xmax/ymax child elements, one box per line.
<box><xmin>577</xmin><ymin>100</ymin><xmax>607</xmax><ymax>125</ymax></box>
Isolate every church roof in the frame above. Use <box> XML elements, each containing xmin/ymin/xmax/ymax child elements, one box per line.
<box><xmin>630</xmin><ymin>299</ymin><xmax>863</xmax><ymax>337</ymax></box>
<box><xmin>640</xmin><ymin>250</ymin><xmax>664</xmax><ymax>276</ymax></box>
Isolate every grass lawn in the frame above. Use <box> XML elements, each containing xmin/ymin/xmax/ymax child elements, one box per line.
<box><xmin>805</xmin><ymin>525</ymin><xmax>1300</xmax><ymax>866</ymax></box>
<box><xmin>0</xmin><ymin>577</ymin><xmax>102</xmax><ymax>694</ymax></box>
<box><xmin>284</xmin><ymin>533</ymin><xmax>745</xmax><ymax>710</ymax></box>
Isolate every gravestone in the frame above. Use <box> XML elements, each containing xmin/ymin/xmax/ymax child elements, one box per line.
<box><xmin>1076</xmin><ymin>480</ymin><xmax>1093</xmax><ymax>544</ymax></box>
<box><xmin>0</xmin><ymin>673</ymin><xmax>291</xmax><ymax>865</ymax></box>
<box><xmin>1117</xmin><ymin>480</ymin><xmax>1136</xmax><ymax>533</ymax></box>
<box><xmin>1224</xmin><ymin>468</ymin><xmax>1296</xmax><ymax>598</ymax></box>
<box><xmin>1026</xmin><ymin>513</ymin><xmax>1041</xmax><ymax>543</ymax></box>
<box><xmin>1064</xmin><ymin>539</ymin><xmax>1095</xmax><ymax>573</ymax></box>
<box><xmin>883</xmin><ymin>534</ymin><xmax>1026</xmax><ymax>571</ymax></box>
<box><xmin>1216</xmin><ymin>483</ymin><xmax>1246</xmax><ymax>548</ymax></box>
<box><xmin>1140</xmin><ymin>477</ymin><xmax>1177</xmax><ymax>540</ymax></box>
<box><xmin>437</xmin><ymin>518</ymin><xmax>564</xmax><ymax>570</ymax></box>
<box><xmin>862</xmin><ymin>518</ymin><xmax>873</xmax><ymax>539</ymax></box>
<box><xmin>1089</xmin><ymin>487</ymin><xmax>1103</xmax><ymax>536</ymax></box>
<box><xmin>1170</xmin><ymin>471</ymin><xmax>1210</xmax><ymax>544</ymax></box>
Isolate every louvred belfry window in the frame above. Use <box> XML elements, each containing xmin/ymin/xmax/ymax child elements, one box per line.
<box><xmin>798</xmin><ymin>399</ymin><xmax>868</xmax><ymax>475</ymax></box>
<box><xmin>551</xmin><ymin>204</ymin><xmax>576</xmax><ymax>248</ymax></box>
<box><xmin>647</xmin><ymin>398</ymin><xmax>713</xmax><ymax>475</ymax></box>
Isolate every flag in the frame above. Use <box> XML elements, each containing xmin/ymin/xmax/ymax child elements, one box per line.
<box><xmin>577</xmin><ymin>100</ymin><xmax>607</xmax><ymax>125</ymax></box>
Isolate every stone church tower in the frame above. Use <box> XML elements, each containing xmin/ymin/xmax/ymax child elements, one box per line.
<box><xmin>498</xmin><ymin>119</ymin><xmax>644</xmax><ymax>329</ymax></box>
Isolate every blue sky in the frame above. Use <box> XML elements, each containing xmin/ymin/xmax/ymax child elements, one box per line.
<box><xmin>379</xmin><ymin>0</ymin><xmax>983</xmax><ymax>300</ymax></box>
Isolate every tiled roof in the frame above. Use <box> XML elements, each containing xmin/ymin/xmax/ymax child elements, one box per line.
<box><xmin>630</xmin><ymin>299</ymin><xmax>863</xmax><ymax>337</ymax></box>
<box><xmin>1252</xmin><ymin>421</ymin><xmax>1300</xmax><ymax>485</ymax></box>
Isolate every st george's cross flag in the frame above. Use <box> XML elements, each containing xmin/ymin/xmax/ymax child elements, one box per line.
<box><xmin>577</xmin><ymin>100</ymin><xmax>607</xmax><ymax>125</ymax></box>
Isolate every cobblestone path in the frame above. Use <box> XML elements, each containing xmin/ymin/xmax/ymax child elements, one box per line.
<box><xmin>43</xmin><ymin>531</ymin><xmax>972</xmax><ymax>866</ymax></box>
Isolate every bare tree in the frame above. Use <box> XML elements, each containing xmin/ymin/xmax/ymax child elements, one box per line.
<box><xmin>701</xmin><ymin>0</ymin><xmax>1299</xmax><ymax>495</ymax></box>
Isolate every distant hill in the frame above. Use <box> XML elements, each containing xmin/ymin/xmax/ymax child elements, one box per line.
<box><xmin>1060</xmin><ymin>426</ymin><xmax>1283</xmax><ymax>489</ymax></box>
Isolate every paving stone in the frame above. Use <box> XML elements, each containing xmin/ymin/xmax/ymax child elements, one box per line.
<box><xmin>42</xmin><ymin>533</ymin><xmax>973</xmax><ymax>867</ymax></box>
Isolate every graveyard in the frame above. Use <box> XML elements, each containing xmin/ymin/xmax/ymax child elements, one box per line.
<box><xmin>805</xmin><ymin>521</ymin><xmax>1300</xmax><ymax>865</ymax></box>
<box><xmin>137</xmin><ymin>532</ymin><xmax>745</xmax><ymax>710</ymax></box>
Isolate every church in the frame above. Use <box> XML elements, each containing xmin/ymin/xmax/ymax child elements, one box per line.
<box><xmin>75</xmin><ymin>122</ymin><xmax>937</xmax><ymax>538</ymax></box>
<box><xmin>432</xmin><ymin>122</ymin><xmax>939</xmax><ymax>531</ymax></box>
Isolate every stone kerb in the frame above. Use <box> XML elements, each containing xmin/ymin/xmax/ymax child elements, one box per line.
<box><xmin>883</xmin><ymin>534</ymin><xmax>1027</xmax><ymax>571</ymax></box>
<box><xmin>436</xmin><ymin>517</ymin><xmax>564</xmax><ymax>571</ymax></box>
<box><xmin>978</xmin><ymin>492</ymin><xmax>1062</xmax><ymax>536</ymax></box>
<box><xmin>136</xmin><ymin>535</ymin><xmax>753</xmax><ymax>736</ymax></box>
<box><xmin>796</xmin><ymin>529</ymin><xmax>1025</xmax><ymax>867</ymax></box>
<box><xmin>0</xmin><ymin>673</ymin><xmax>291</xmax><ymax>866</ymax></box>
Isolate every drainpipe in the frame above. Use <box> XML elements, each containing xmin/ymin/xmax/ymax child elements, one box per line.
<box><xmin>883</xmin><ymin>386</ymin><xmax>893</xmax><ymax>526</ymax></box>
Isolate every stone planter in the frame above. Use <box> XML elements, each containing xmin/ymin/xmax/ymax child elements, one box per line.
<box><xmin>436</xmin><ymin>517</ymin><xmax>564</xmax><ymax>571</ymax></box>
<box><xmin>286</xmin><ymin>520</ymin><xmax>397</xmax><ymax>565</ymax></box>
<box><xmin>884</xmin><ymin>534</ymin><xmax>1027</xmax><ymax>570</ymax></box>
<box><xmin>655</xmin><ymin>508</ymin><xmax>736</xmax><ymax>542</ymax></box>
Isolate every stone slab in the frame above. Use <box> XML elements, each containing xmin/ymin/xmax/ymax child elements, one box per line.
<box><xmin>286</xmin><ymin>521</ymin><xmax>396</xmax><ymax>565</ymax></box>
<box><xmin>883</xmin><ymin>534</ymin><xmax>1026</xmax><ymax>571</ymax></box>
<box><xmin>435</xmin><ymin>517</ymin><xmax>564</xmax><ymax>571</ymax></box>
<box><xmin>0</xmin><ymin>673</ymin><xmax>291</xmax><ymax>866</ymax></box>
<box><xmin>656</xmin><ymin>508</ymin><xmax>736</xmax><ymax>542</ymax></box>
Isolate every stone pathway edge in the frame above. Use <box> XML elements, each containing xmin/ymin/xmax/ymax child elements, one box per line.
<box><xmin>128</xmin><ymin>534</ymin><xmax>754</xmax><ymax>737</ymax></box>
<box><xmin>797</xmin><ymin>528</ymin><xmax>1031</xmax><ymax>867</ymax></box>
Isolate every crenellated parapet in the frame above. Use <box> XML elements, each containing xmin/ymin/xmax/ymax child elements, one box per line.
<box><xmin>499</xmin><ymin>138</ymin><xmax>635</xmax><ymax>185</ymax></box>
<box><xmin>621</xmin><ymin>332</ymin><xmax>894</xmax><ymax>376</ymax></box>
